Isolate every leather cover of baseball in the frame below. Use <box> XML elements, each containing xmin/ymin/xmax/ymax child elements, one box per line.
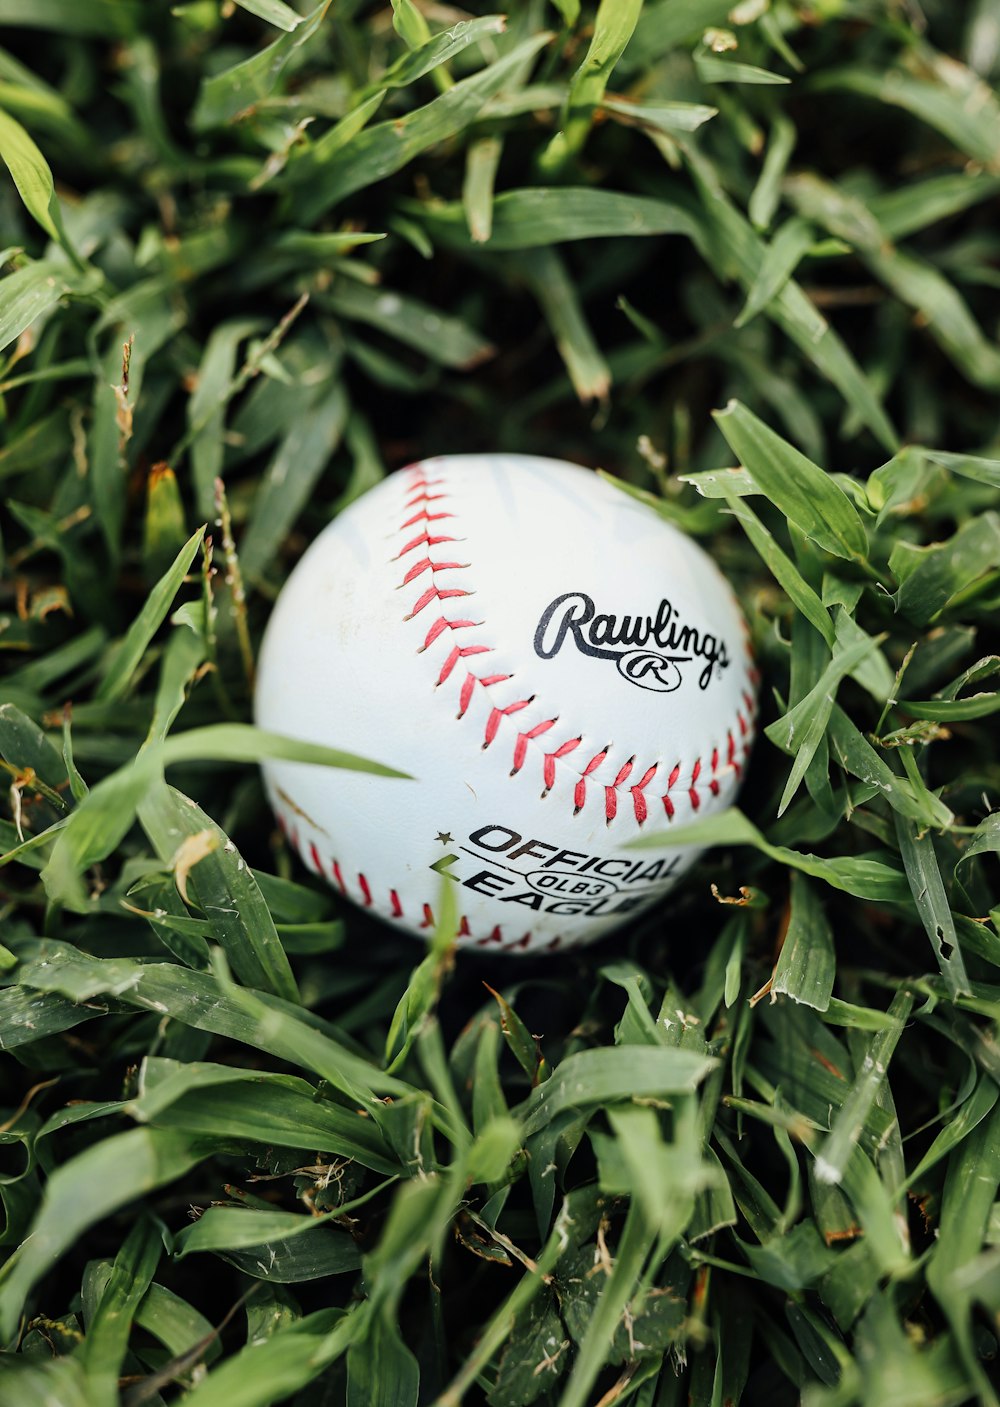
<box><xmin>255</xmin><ymin>453</ymin><xmax>757</xmax><ymax>954</ymax></box>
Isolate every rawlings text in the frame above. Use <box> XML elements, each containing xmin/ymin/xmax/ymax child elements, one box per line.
<box><xmin>534</xmin><ymin>591</ymin><xmax>730</xmax><ymax>692</ymax></box>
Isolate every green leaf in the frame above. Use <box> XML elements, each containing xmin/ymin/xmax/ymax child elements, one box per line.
<box><xmin>894</xmin><ymin>814</ymin><xmax>970</xmax><ymax>1000</ymax></box>
<box><xmin>600</xmin><ymin>95</ymin><xmax>717</xmax><ymax>135</ymax></box>
<box><xmin>0</xmin><ymin>104</ymin><xmax>76</xmax><ymax>258</ymax></box>
<box><xmin>186</xmin><ymin>318</ymin><xmax>263</xmax><ymax>519</ymax></box>
<box><xmin>488</xmin><ymin>1289</ymin><xmax>568</xmax><ymax>1406</ymax></box>
<box><xmin>346</xmin><ymin>1311</ymin><xmax>419</xmax><ymax>1407</ymax></box>
<box><xmin>694</xmin><ymin>55</ymin><xmax>791</xmax><ymax>85</ymax></box>
<box><xmin>293</xmin><ymin>32</ymin><xmax>552</xmax><ymax>221</ymax></box>
<box><xmin>734</xmin><ymin>216</ymin><xmax>814</xmax><ymax>328</ymax></box>
<box><xmin>826</xmin><ymin>706</ymin><xmax>953</xmax><ymax>830</ymax></box>
<box><xmin>16</xmin><ymin>944</ymin><xmax>415</xmax><ymax>1110</ymax></box>
<box><xmin>417</xmin><ymin>186</ymin><xmax>702</xmax><ymax>250</ymax></box>
<box><xmin>631</xmin><ymin>807</ymin><xmax>911</xmax><ymax>903</ymax></box>
<box><xmin>749</xmin><ymin>113</ymin><xmax>796</xmax><ymax>230</ymax></box>
<box><xmin>713</xmin><ymin>487</ymin><xmax>836</xmax><ymax>646</ymax></box>
<box><xmin>138</xmin><ymin>779</ymin><xmax>299</xmax><ymax>1002</ymax></box>
<box><xmin>0</xmin><ymin>1128</ymin><xmax>208</xmax><ymax>1339</ymax></box>
<box><xmin>181</xmin><ymin>1209</ymin><xmax>362</xmax><ymax>1280</ymax></box>
<box><xmin>816</xmin><ymin>58</ymin><xmax>1000</xmax><ymax>168</ymax></box>
<box><xmin>178</xmin><ymin>1308</ymin><xmax>359</xmax><ymax>1407</ymax></box>
<box><xmin>772</xmin><ymin>873</ymin><xmax>835</xmax><ymax>1011</ymax></box>
<box><xmin>813</xmin><ymin>990</ymin><xmax>913</xmax><ymax>1187</ymax></box>
<box><xmin>682</xmin><ymin>142</ymin><xmax>899</xmax><ymax>451</ymax></box>
<box><xmin>0</xmin><ymin>259</ymin><xmax>70</xmax><ymax>355</ymax></box>
<box><xmin>511</xmin><ymin>247</ymin><xmax>610</xmax><ymax>401</ymax></box>
<box><xmin>869</xmin><ymin>246</ymin><xmax>1000</xmax><ymax>392</ymax></box>
<box><xmin>520</xmin><ymin>1046</ymin><xmax>717</xmax><ymax>1137</ymax></box>
<box><xmin>922</xmin><ymin>448</ymin><xmax>1000</xmax><ymax>491</ymax></box>
<box><xmin>765</xmin><ymin>629</ymin><xmax>883</xmax><ymax>814</ymax></box>
<box><xmin>233</xmin><ymin>0</ymin><xmax>304</xmax><ymax>31</ymax></box>
<box><xmin>714</xmin><ymin>400</ymin><xmax>868</xmax><ymax>561</ymax></box>
<box><xmin>926</xmin><ymin>1099</ymin><xmax>1000</xmax><ymax>1403</ymax></box>
<box><xmin>463</xmin><ymin>133</ymin><xmax>502</xmax><ymax>242</ymax></box>
<box><xmin>40</xmin><ymin>724</ymin><xmax>410</xmax><ymax>910</ymax></box>
<box><xmin>323</xmin><ymin>281</ymin><xmax>493</xmax><ymax>371</ymax></box>
<box><xmin>540</xmin><ymin>0</ymin><xmax>644</xmax><ymax>165</ymax></box>
<box><xmin>378</xmin><ymin>13</ymin><xmax>507</xmax><ymax>91</ymax></box>
<box><xmin>77</xmin><ymin>1218</ymin><xmax>162</xmax><ymax>1407</ymax></box>
<box><xmin>895</xmin><ymin>513</ymin><xmax>1000</xmax><ymax>625</ymax></box>
<box><xmin>192</xmin><ymin>0</ymin><xmax>331</xmax><ymax>129</ymax></box>
<box><xmin>239</xmin><ymin>385</ymin><xmax>349</xmax><ymax>583</ymax></box>
<box><xmin>0</xmin><ymin>981</ymin><xmax>105</xmax><ymax>1048</ymax></box>
<box><xmin>0</xmin><ymin>700</ymin><xmax>69</xmax><ymax>792</ymax></box>
<box><xmin>391</xmin><ymin>0</ymin><xmax>430</xmax><ymax>50</ymax></box>
<box><xmin>384</xmin><ymin>879</ymin><xmax>457</xmax><ymax>1073</ymax></box>
<box><xmin>96</xmin><ymin>526</ymin><xmax>205</xmax><ymax>703</ymax></box>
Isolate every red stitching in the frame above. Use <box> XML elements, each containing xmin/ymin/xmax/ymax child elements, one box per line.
<box><xmin>458</xmin><ymin>674</ymin><xmax>477</xmax><ymax>718</ymax></box>
<box><xmin>405</xmin><ymin>585</ymin><xmax>471</xmax><ymax>620</ymax></box>
<box><xmin>420</xmin><ymin>617</ymin><xmax>479</xmax><ymax>652</ymax></box>
<box><xmin>394</xmin><ymin>531</ymin><xmax>461</xmax><ymax>560</ymax></box>
<box><xmin>630</xmin><ymin>763</ymin><xmax>658</xmax><ymax>824</ymax></box>
<box><xmin>688</xmin><ymin>758</ymin><xmax>702</xmax><ymax>811</ymax></box>
<box><xmin>512</xmin><ymin>717</ymin><xmax>557</xmax><ymax>775</ymax></box>
<box><xmin>400</xmin><ymin>509</ymin><xmax>454</xmax><ymax>529</ymax></box>
<box><xmin>393</xmin><ymin>464</ymin><xmax>757</xmax><ymax>826</ymax></box>
<box><xmin>438</xmin><ymin>643</ymin><xmax>491</xmax><ymax>686</ymax></box>
<box><xmin>401</xmin><ymin>557</ymin><xmax>470</xmax><ymax>586</ymax></box>
<box><xmin>279</xmin><ymin>807</ymin><xmax>561</xmax><ymax>948</ymax></box>
<box><xmin>484</xmin><ymin>695</ymin><xmax>533</xmax><ymax>748</ymax></box>
<box><xmin>573</xmin><ymin>747</ymin><xmax>608</xmax><ymax>815</ymax></box>
<box><xmin>505</xmin><ymin>932</ymin><xmax>532</xmax><ymax>951</ymax></box>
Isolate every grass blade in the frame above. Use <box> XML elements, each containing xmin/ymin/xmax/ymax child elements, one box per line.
<box><xmin>0</xmin><ymin>1128</ymin><xmax>208</xmax><ymax>1339</ymax></box>
<box><xmin>894</xmin><ymin>813</ymin><xmax>971</xmax><ymax>999</ymax></box>
<box><xmin>292</xmin><ymin>32</ymin><xmax>552</xmax><ymax>221</ymax></box>
<box><xmin>77</xmin><ymin>1218</ymin><xmax>162</xmax><ymax>1407</ymax></box>
<box><xmin>96</xmin><ymin>526</ymin><xmax>206</xmax><ymax>703</ymax></box>
<box><xmin>714</xmin><ymin>399</ymin><xmax>868</xmax><ymax>560</ymax></box>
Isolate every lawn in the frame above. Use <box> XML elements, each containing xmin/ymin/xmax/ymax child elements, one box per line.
<box><xmin>2</xmin><ymin>1</ymin><xmax>1000</xmax><ymax>1404</ymax></box>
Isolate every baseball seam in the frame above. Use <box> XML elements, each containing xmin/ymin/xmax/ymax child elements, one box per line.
<box><xmin>397</xmin><ymin>462</ymin><xmax>758</xmax><ymax>826</ymax></box>
<box><xmin>270</xmin><ymin>461</ymin><xmax>757</xmax><ymax>953</ymax></box>
<box><xmin>274</xmin><ymin>810</ymin><xmax>552</xmax><ymax>952</ymax></box>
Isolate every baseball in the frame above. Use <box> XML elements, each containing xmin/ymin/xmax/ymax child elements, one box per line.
<box><xmin>254</xmin><ymin>454</ymin><xmax>757</xmax><ymax>954</ymax></box>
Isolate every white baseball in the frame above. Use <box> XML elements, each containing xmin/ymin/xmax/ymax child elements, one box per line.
<box><xmin>254</xmin><ymin>453</ymin><xmax>757</xmax><ymax>955</ymax></box>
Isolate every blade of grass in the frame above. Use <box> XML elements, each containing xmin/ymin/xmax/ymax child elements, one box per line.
<box><xmin>813</xmin><ymin>990</ymin><xmax>913</xmax><ymax>1186</ymax></box>
<box><xmin>772</xmin><ymin>873</ymin><xmax>835</xmax><ymax>1011</ymax></box>
<box><xmin>192</xmin><ymin>0</ymin><xmax>331</xmax><ymax>130</ymax></box>
<box><xmin>77</xmin><ymin>1218</ymin><xmax>162</xmax><ymax>1407</ymax></box>
<box><xmin>292</xmin><ymin>32</ymin><xmax>552</xmax><ymax>221</ymax></box>
<box><xmin>539</xmin><ymin>0</ymin><xmax>644</xmax><ymax>168</ymax></box>
<box><xmin>894</xmin><ymin>813</ymin><xmax>971</xmax><ymax>999</ymax></box>
<box><xmin>96</xmin><ymin>526</ymin><xmax>205</xmax><ymax>703</ymax></box>
<box><xmin>0</xmin><ymin>1128</ymin><xmax>209</xmax><ymax>1339</ymax></box>
<box><xmin>713</xmin><ymin>399</ymin><xmax>868</xmax><ymax>561</ymax></box>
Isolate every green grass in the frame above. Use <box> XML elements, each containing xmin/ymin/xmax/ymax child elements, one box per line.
<box><xmin>2</xmin><ymin>1</ymin><xmax>1000</xmax><ymax>1403</ymax></box>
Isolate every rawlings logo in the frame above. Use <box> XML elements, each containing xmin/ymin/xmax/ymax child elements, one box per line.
<box><xmin>533</xmin><ymin>591</ymin><xmax>730</xmax><ymax>692</ymax></box>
